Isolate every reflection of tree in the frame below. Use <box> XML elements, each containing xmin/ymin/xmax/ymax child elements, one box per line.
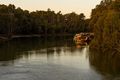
<box><xmin>0</xmin><ymin>37</ymin><xmax>74</xmax><ymax>62</ymax></box>
<box><xmin>89</xmin><ymin>50</ymin><xmax>120</xmax><ymax>76</ymax></box>
<box><xmin>46</xmin><ymin>48</ymin><xmax>55</xmax><ymax>60</ymax></box>
<box><xmin>56</xmin><ymin>48</ymin><xmax>61</xmax><ymax>56</ymax></box>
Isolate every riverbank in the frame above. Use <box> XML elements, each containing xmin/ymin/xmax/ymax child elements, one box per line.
<box><xmin>11</xmin><ymin>34</ymin><xmax>74</xmax><ymax>38</ymax></box>
<box><xmin>0</xmin><ymin>34</ymin><xmax>74</xmax><ymax>43</ymax></box>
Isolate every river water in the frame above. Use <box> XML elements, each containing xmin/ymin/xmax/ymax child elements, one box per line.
<box><xmin>0</xmin><ymin>37</ymin><xmax>120</xmax><ymax>80</ymax></box>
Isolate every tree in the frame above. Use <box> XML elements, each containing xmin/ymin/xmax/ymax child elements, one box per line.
<box><xmin>0</xmin><ymin>4</ymin><xmax>89</xmax><ymax>37</ymax></box>
<box><xmin>90</xmin><ymin>0</ymin><xmax>120</xmax><ymax>53</ymax></box>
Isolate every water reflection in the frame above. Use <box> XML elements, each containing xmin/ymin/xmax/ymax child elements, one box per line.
<box><xmin>89</xmin><ymin>50</ymin><xmax>120</xmax><ymax>79</ymax></box>
<box><xmin>0</xmin><ymin>37</ymin><xmax>76</xmax><ymax>63</ymax></box>
<box><xmin>0</xmin><ymin>37</ymin><xmax>90</xmax><ymax>69</ymax></box>
<box><xmin>0</xmin><ymin>37</ymin><xmax>120</xmax><ymax>80</ymax></box>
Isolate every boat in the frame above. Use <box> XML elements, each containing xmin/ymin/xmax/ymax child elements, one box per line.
<box><xmin>73</xmin><ymin>33</ymin><xmax>94</xmax><ymax>45</ymax></box>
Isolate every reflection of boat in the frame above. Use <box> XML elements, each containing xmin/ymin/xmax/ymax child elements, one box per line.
<box><xmin>73</xmin><ymin>33</ymin><xmax>94</xmax><ymax>45</ymax></box>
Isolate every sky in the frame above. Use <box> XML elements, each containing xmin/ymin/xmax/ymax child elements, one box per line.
<box><xmin>0</xmin><ymin>0</ymin><xmax>101</xmax><ymax>18</ymax></box>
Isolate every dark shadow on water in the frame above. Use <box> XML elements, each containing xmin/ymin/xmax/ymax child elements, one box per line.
<box><xmin>1</xmin><ymin>36</ymin><xmax>120</xmax><ymax>80</ymax></box>
<box><xmin>0</xmin><ymin>36</ymin><xmax>76</xmax><ymax>62</ymax></box>
<box><xmin>89</xmin><ymin>49</ymin><xmax>120</xmax><ymax>79</ymax></box>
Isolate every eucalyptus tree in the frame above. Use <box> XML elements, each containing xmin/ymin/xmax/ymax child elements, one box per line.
<box><xmin>0</xmin><ymin>4</ymin><xmax>89</xmax><ymax>37</ymax></box>
<box><xmin>90</xmin><ymin>0</ymin><xmax>120</xmax><ymax>53</ymax></box>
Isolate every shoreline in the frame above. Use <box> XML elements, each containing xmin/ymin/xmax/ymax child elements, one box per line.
<box><xmin>0</xmin><ymin>34</ymin><xmax>74</xmax><ymax>43</ymax></box>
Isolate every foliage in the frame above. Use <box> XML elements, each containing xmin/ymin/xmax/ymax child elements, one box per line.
<box><xmin>0</xmin><ymin>4</ymin><xmax>90</xmax><ymax>36</ymax></box>
<box><xmin>90</xmin><ymin>0</ymin><xmax>120</xmax><ymax>53</ymax></box>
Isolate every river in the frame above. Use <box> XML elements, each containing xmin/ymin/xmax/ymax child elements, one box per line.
<box><xmin>0</xmin><ymin>37</ymin><xmax>119</xmax><ymax>80</ymax></box>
